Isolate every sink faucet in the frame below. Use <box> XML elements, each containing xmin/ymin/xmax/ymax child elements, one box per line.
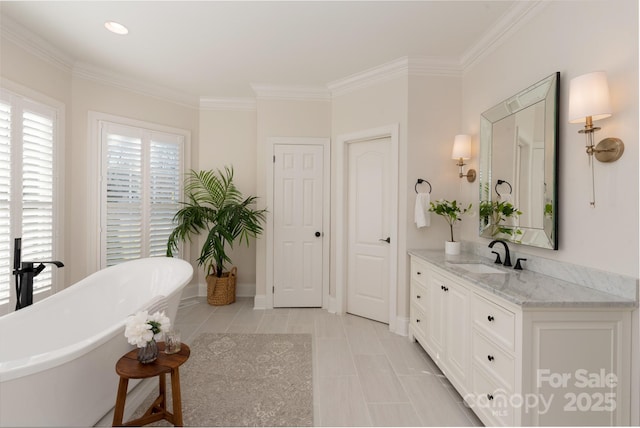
<box><xmin>488</xmin><ymin>239</ymin><xmax>512</xmax><ymax>267</ymax></box>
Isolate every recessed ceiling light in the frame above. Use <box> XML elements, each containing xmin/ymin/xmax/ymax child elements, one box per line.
<box><xmin>104</xmin><ymin>21</ymin><xmax>128</xmax><ymax>35</ymax></box>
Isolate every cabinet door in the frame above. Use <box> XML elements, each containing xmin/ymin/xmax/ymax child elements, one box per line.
<box><xmin>426</xmin><ymin>277</ymin><xmax>446</xmax><ymax>363</ymax></box>
<box><xmin>445</xmin><ymin>281</ymin><xmax>470</xmax><ymax>390</ymax></box>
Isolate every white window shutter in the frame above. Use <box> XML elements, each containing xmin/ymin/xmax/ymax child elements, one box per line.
<box><xmin>104</xmin><ymin>130</ymin><xmax>143</xmax><ymax>266</ymax></box>
<box><xmin>21</xmin><ymin>109</ymin><xmax>55</xmax><ymax>293</ymax></box>
<box><xmin>101</xmin><ymin>122</ymin><xmax>184</xmax><ymax>267</ymax></box>
<box><xmin>0</xmin><ymin>102</ymin><xmax>11</xmax><ymax>302</ymax></box>
<box><xmin>149</xmin><ymin>138</ymin><xmax>182</xmax><ymax>257</ymax></box>
<box><xmin>0</xmin><ymin>93</ymin><xmax>59</xmax><ymax>306</ymax></box>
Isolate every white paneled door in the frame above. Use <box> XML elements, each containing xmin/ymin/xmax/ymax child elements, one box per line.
<box><xmin>273</xmin><ymin>144</ymin><xmax>324</xmax><ymax>307</ymax></box>
<box><xmin>346</xmin><ymin>138</ymin><xmax>391</xmax><ymax>323</ymax></box>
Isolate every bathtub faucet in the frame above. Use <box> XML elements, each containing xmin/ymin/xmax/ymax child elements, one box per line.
<box><xmin>12</xmin><ymin>238</ymin><xmax>64</xmax><ymax>310</ymax></box>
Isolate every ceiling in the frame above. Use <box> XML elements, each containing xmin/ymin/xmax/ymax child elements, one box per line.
<box><xmin>1</xmin><ymin>1</ymin><xmax>525</xmax><ymax>100</ymax></box>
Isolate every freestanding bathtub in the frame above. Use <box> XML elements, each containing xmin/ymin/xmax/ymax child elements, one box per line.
<box><xmin>0</xmin><ymin>257</ymin><xmax>193</xmax><ymax>427</ymax></box>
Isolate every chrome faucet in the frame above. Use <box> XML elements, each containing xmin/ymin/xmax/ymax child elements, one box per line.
<box><xmin>488</xmin><ymin>239</ymin><xmax>512</xmax><ymax>267</ymax></box>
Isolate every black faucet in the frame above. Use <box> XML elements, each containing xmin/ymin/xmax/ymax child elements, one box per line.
<box><xmin>488</xmin><ymin>239</ymin><xmax>512</xmax><ymax>267</ymax></box>
<box><xmin>12</xmin><ymin>238</ymin><xmax>64</xmax><ymax>310</ymax></box>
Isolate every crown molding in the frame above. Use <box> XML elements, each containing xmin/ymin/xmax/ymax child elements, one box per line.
<box><xmin>460</xmin><ymin>0</ymin><xmax>549</xmax><ymax>71</ymax></box>
<box><xmin>200</xmin><ymin>97</ymin><xmax>256</xmax><ymax>111</ymax></box>
<box><xmin>3</xmin><ymin>1</ymin><xmax>548</xmax><ymax>107</ymax></box>
<box><xmin>0</xmin><ymin>15</ymin><xmax>73</xmax><ymax>72</ymax></box>
<box><xmin>407</xmin><ymin>56</ymin><xmax>463</xmax><ymax>76</ymax></box>
<box><xmin>250</xmin><ymin>84</ymin><xmax>330</xmax><ymax>101</ymax></box>
<box><xmin>328</xmin><ymin>56</ymin><xmax>462</xmax><ymax>97</ymax></box>
<box><xmin>72</xmin><ymin>62</ymin><xmax>199</xmax><ymax>109</ymax></box>
<box><xmin>327</xmin><ymin>57</ymin><xmax>409</xmax><ymax>97</ymax></box>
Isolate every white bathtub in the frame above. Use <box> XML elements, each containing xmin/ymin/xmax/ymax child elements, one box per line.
<box><xmin>0</xmin><ymin>257</ymin><xmax>193</xmax><ymax>427</ymax></box>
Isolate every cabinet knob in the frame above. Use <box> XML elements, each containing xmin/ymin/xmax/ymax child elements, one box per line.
<box><xmin>416</xmin><ymin>295</ymin><xmax>421</xmax><ymax>299</ymax></box>
<box><xmin>487</xmin><ymin>355</ymin><xmax>494</xmax><ymax>362</ymax></box>
<box><xmin>443</xmin><ymin>286</ymin><xmax>449</xmax><ymax>292</ymax></box>
<box><xmin>487</xmin><ymin>315</ymin><xmax>495</xmax><ymax>322</ymax></box>
<box><xmin>487</xmin><ymin>394</ymin><xmax>494</xmax><ymax>401</ymax></box>
<box><xmin>416</xmin><ymin>319</ymin><xmax>421</xmax><ymax>323</ymax></box>
<box><xmin>417</xmin><ymin>271</ymin><xmax>422</xmax><ymax>275</ymax></box>
<box><xmin>441</xmin><ymin>285</ymin><xmax>445</xmax><ymax>291</ymax></box>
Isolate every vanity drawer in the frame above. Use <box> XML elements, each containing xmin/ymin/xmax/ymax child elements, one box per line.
<box><xmin>472</xmin><ymin>330</ymin><xmax>515</xmax><ymax>391</ymax></box>
<box><xmin>470</xmin><ymin>364</ymin><xmax>515</xmax><ymax>427</ymax></box>
<box><xmin>410</xmin><ymin>257</ymin><xmax>429</xmax><ymax>286</ymax></box>
<box><xmin>472</xmin><ymin>293</ymin><xmax>516</xmax><ymax>352</ymax></box>
<box><xmin>410</xmin><ymin>303</ymin><xmax>428</xmax><ymax>339</ymax></box>
<box><xmin>411</xmin><ymin>281</ymin><xmax>428</xmax><ymax>312</ymax></box>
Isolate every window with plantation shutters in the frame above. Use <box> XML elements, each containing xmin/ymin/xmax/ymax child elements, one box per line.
<box><xmin>100</xmin><ymin>121</ymin><xmax>184</xmax><ymax>267</ymax></box>
<box><xmin>0</xmin><ymin>89</ymin><xmax>61</xmax><ymax>309</ymax></box>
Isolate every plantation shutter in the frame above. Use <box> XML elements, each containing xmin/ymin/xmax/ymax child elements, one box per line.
<box><xmin>104</xmin><ymin>125</ymin><xmax>143</xmax><ymax>266</ymax></box>
<box><xmin>0</xmin><ymin>89</ymin><xmax>60</xmax><ymax>308</ymax></box>
<box><xmin>0</xmin><ymin>102</ymin><xmax>11</xmax><ymax>303</ymax></box>
<box><xmin>149</xmin><ymin>138</ymin><xmax>181</xmax><ymax>257</ymax></box>
<box><xmin>101</xmin><ymin>122</ymin><xmax>184</xmax><ymax>267</ymax></box>
<box><xmin>21</xmin><ymin>108</ymin><xmax>55</xmax><ymax>294</ymax></box>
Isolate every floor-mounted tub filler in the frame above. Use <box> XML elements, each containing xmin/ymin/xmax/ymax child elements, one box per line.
<box><xmin>0</xmin><ymin>257</ymin><xmax>193</xmax><ymax>427</ymax></box>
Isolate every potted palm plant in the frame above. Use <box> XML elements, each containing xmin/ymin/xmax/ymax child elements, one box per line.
<box><xmin>429</xmin><ymin>199</ymin><xmax>471</xmax><ymax>255</ymax></box>
<box><xmin>166</xmin><ymin>167</ymin><xmax>267</xmax><ymax>305</ymax></box>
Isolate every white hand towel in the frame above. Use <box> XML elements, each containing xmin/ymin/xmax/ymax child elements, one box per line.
<box><xmin>414</xmin><ymin>192</ymin><xmax>431</xmax><ymax>228</ymax></box>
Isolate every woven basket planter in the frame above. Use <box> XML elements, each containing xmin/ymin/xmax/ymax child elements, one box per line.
<box><xmin>206</xmin><ymin>266</ymin><xmax>237</xmax><ymax>306</ymax></box>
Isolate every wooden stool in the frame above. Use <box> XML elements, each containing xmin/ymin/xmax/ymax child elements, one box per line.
<box><xmin>113</xmin><ymin>342</ymin><xmax>190</xmax><ymax>427</ymax></box>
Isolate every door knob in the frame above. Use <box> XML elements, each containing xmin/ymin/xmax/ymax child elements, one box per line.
<box><xmin>315</xmin><ymin>231</ymin><xmax>321</xmax><ymax>237</ymax></box>
<box><xmin>379</xmin><ymin>237</ymin><xmax>390</xmax><ymax>243</ymax></box>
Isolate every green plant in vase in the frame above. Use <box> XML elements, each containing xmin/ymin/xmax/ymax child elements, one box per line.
<box><xmin>167</xmin><ymin>166</ymin><xmax>267</xmax><ymax>305</ymax></box>
<box><xmin>429</xmin><ymin>199</ymin><xmax>471</xmax><ymax>254</ymax></box>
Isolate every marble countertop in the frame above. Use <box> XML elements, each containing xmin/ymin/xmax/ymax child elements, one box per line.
<box><xmin>408</xmin><ymin>249</ymin><xmax>638</xmax><ymax>309</ymax></box>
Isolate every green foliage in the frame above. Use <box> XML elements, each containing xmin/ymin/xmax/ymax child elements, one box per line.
<box><xmin>428</xmin><ymin>199</ymin><xmax>471</xmax><ymax>242</ymax></box>
<box><xmin>166</xmin><ymin>166</ymin><xmax>267</xmax><ymax>277</ymax></box>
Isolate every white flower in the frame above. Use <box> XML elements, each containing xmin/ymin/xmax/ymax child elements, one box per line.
<box><xmin>124</xmin><ymin>310</ymin><xmax>171</xmax><ymax>348</ymax></box>
<box><xmin>149</xmin><ymin>311</ymin><xmax>171</xmax><ymax>340</ymax></box>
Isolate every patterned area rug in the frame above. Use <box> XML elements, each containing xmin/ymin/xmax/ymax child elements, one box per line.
<box><xmin>132</xmin><ymin>333</ymin><xmax>313</xmax><ymax>427</ymax></box>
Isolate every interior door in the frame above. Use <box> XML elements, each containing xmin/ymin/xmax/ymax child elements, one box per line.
<box><xmin>346</xmin><ymin>138</ymin><xmax>391</xmax><ymax>323</ymax></box>
<box><xmin>273</xmin><ymin>144</ymin><xmax>324</xmax><ymax>307</ymax></box>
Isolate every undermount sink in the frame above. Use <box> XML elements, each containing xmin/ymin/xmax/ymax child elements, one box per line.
<box><xmin>452</xmin><ymin>263</ymin><xmax>506</xmax><ymax>274</ymax></box>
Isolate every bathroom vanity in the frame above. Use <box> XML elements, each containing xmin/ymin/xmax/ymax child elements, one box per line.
<box><xmin>408</xmin><ymin>250</ymin><xmax>636</xmax><ymax>426</ymax></box>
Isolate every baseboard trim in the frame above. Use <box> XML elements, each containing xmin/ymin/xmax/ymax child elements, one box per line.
<box><xmin>327</xmin><ymin>295</ymin><xmax>337</xmax><ymax>314</ymax></box>
<box><xmin>194</xmin><ymin>281</ymin><xmax>256</xmax><ymax>299</ymax></box>
<box><xmin>394</xmin><ymin>316</ymin><xmax>409</xmax><ymax>337</ymax></box>
<box><xmin>254</xmin><ymin>294</ymin><xmax>267</xmax><ymax>310</ymax></box>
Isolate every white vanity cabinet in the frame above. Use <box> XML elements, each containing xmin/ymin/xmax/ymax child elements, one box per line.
<box><xmin>409</xmin><ymin>257</ymin><xmax>471</xmax><ymax>396</ymax></box>
<box><xmin>408</xmin><ymin>254</ymin><xmax>633</xmax><ymax>426</ymax></box>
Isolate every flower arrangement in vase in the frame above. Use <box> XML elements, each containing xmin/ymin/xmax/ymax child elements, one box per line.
<box><xmin>124</xmin><ymin>310</ymin><xmax>171</xmax><ymax>364</ymax></box>
<box><xmin>429</xmin><ymin>199</ymin><xmax>471</xmax><ymax>255</ymax></box>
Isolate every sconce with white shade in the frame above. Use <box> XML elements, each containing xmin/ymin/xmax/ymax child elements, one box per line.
<box><xmin>568</xmin><ymin>71</ymin><xmax>624</xmax><ymax>206</ymax></box>
<box><xmin>452</xmin><ymin>134</ymin><xmax>476</xmax><ymax>182</ymax></box>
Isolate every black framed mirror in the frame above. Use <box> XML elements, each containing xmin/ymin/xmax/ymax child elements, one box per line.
<box><xmin>479</xmin><ymin>72</ymin><xmax>559</xmax><ymax>250</ymax></box>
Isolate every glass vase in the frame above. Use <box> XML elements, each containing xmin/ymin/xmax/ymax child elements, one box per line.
<box><xmin>137</xmin><ymin>339</ymin><xmax>158</xmax><ymax>364</ymax></box>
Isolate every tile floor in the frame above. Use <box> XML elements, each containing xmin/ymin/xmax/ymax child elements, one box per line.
<box><xmin>172</xmin><ymin>296</ymin><xmax>483</xmax><ymax>427</ymax></box>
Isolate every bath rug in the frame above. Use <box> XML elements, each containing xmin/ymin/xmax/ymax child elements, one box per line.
<box><xmin>131</xmin><ymin>333</ymin><xmax>313</xmax><ymax>427</ymax></box>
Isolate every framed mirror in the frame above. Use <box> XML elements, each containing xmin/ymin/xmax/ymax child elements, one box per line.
<box><xmin>479</xmin><ymin>72</ymin><xmax>559</xmax><ymax>250</ymax></box>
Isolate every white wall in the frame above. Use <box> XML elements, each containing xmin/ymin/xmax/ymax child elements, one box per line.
<box><xmin>255</xmin><ymin>99</ymin><xmax>331</xmax><ymax>299</ymax></box>
<box><xmin>331</xmin><ymin>76</ymin><xmax>408</xmax><ymax>318</ymax></box>
<box><xmin>459</xmin><ymin>0</ymin><xmax>639</xmax><ymax>278</ymax></box>
<box><xmin>198</xmin><ymin>108</ymin><xmax>257</xmax><ymax>295</ymax></box>
<box><xmin>70</xmin><ymin>78</ymin><xmax>199</xmax><ymax>285</ymax></box>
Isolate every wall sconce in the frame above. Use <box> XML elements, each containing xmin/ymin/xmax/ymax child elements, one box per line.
<box><xmin>451</xmin><ymin>134</ymin><xmax>476</xmax><ymax>182</ymax></box>
<box><xmin>568</xmin><ymin>71</ymin><xmax>624</xmax><ymax>207</ymax></box>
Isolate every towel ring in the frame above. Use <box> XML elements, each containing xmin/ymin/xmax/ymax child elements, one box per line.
<box><xmin>495</xmin><ymin>179</ymin><xmax>512</xmax><ymax>197</ymax></box>
<box><xmin>415</xmin><ymin>179</ymin><xmax>432</xmax><ymax>194</ymax></box>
